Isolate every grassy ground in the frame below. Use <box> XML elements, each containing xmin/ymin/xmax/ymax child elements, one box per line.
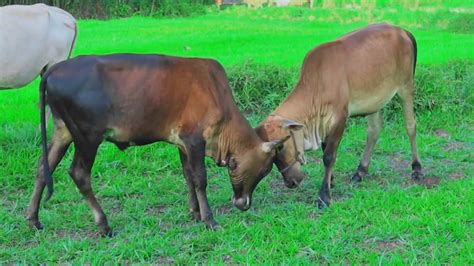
<box><xmin>0</xmin><ymin>5</ymin><xmax>473</xmax><ymax>264</ymax></box>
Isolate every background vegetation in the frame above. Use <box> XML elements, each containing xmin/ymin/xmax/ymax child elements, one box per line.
<box><xmin>0</xmin><ymin>1</ymin><xmax>473</xmax><ymax>264</ymax></box>
<box><xmin>0</xmin><ymin>0</ymin><xmax>215</xmax><ymax>17</ymax></box>
<box><xmin>1</xmin><ymin>0</ymin><xmax>473</xmax><ymax>18</ymax></box>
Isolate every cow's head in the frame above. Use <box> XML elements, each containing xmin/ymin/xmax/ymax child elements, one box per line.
<box><xmin>255</xmin><ymin>114</ymin><xmax>306</xmax><ymax>189</ymax></box>
<box><xmin>227</xmin><ymin>137</ymin><xmax>289</xmax><ymax>211</ymax></box>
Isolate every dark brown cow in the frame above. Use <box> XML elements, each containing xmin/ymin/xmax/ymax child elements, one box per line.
<box><xmin>256</xmin><ymin>23</ymin><xmax>423</xmax><ymax>208</ymax></box>
<box><xmin>27</xmin><ymin>54</ymin><xmax>288</xmax><ymax>235</ymax></box>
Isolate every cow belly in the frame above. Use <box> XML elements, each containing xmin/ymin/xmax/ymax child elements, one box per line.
<box><xmin>0</xmin><ymin>68</ymin><xmax>42</xmax><ymax>88</ymax></box>
<box><xmin>348</xmin><ymin>89</ymin><xmax>397</xmax><ymax>116</ymax></box>
<box><xmin>104</xmin><ymin>125</ymin><xmax>183</xmax><ymax>150</ymax></box>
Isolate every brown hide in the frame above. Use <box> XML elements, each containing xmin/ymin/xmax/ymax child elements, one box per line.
<box><xmin>28</xmin><ymin>54</ymin><xmax>285</xmax><ymax>234</ymax></box>
<box><xmin>256</xmin><ymin>23</ymin><xmax>422</xmax><ymax>207</ymax></box>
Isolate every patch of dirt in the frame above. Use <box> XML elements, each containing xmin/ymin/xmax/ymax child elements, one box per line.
<box><xmin>308</xmin><ymin>211</ymin><xmax>323</xmax><ymax>220</ymax></box>
<box><xmin>365</xmin><ymin>238</ymin><xmax>406</xmax><ymax>251</ymax></box>
<box><xmin>296</xmin><ymin>246</ymin><xmax>318</xmax><ymax>261</ymax></box>
<box><xmin>214</xmin><ymin>203</ymin><xmax>233</xmax><ymax>215</ymax></box>
<box><xmin>388</xmin><ymin>153</ymin><xmax>441</xmax><ymax>189</ymax></box>
<box><xmin>146</xmin><ymin>205</ymin><xmax>167</xmax><ymax>215</ymax></box>
<box><xmin>55</xmin><ymin>228</ymin><xmax>99</xmax><ymax>239</ymax></box>
<box><xmin>449</xmin><ymin>172</ymin><xmax>466</xmax><ymax>180</ymax></box>
<box><xmin>270</xmin><ymin>179</ymin><xmax>287</xmax><ymax>190</ymax></box>
<box><xmin>435</xmin><ymin>129</ymin><xmax>451</xmax><ymax>138</ymax></box>
<box><xmin>105</xmin><ymin>197</ymin><xmax>123</xmax><ymax>214</ymax></box>
<box><xmin>376</xmin><ymin>239</ymin><xmax>406</xmax><ymax>250</ymax></box>
<box><xmin>414</xmin><ymin>176</ymin><xmax>441</xmax><ymax>189</ymax></box>
<box><xmin>210</xmin><ymin>183</ymin><xmax>222</xmax><ymax>191</ymax></box>
<box><xmin>444</xmin><ymin>141</ymin><xmax>466</xmax><ymax>152</ymax></box>
<box><xmin>222</xmin><ymin>255</ymin><xmax>234</xmax><ymax>264</ymax></box>
<box><xmin>389</xmin><ymin>152</ymin><xmax>411</xmax><ymax>176</ymax></box>
<box><xmin>124</xmin><ymin>193</ymin><xmax>144</xmax><ymax>199</ymax></box>
<box><xmin>156</xmin><ymin>256</ymin><xmax>175</xmax><ymax>264</ymax></box>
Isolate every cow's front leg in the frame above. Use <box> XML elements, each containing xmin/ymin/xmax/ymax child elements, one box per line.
<box><xmin>180</xmin><ymin>138</ymin><xmax>219</xmax><ymax>229</ymax></box>
<box><xmin>317</xmin><ymin>115</ymin><xmax>347</xmax><ymax>209</ymax></box>
<box><xmin>179</xmin><ymin>149</ymin><xmax>200</xmax><ymax>221</ymax></box>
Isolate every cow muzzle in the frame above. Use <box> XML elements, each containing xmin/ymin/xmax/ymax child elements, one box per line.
<box><xmin>282</xmin><ymin>166</ymin><xmax>306</xmax><ymax>188</ymax></box>
<box><xmin>232</xmin><ymin>195</ymin><xmax>251</xmax><ymax>211</ymax></box>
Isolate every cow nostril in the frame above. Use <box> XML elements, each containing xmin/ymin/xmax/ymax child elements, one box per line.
<box><xmin>285</xmin><ymin>179</ymin><xmax>300</xmax><ymax>188</ymax></box>
<box><xmin>285</xmin><ymin>180</ymin><xmax>297</xmax><ymax>188</ymax></box>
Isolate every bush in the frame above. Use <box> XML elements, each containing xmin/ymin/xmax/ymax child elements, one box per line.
<box><xmin>227</xmin><ymin>61</ymin><xmax>298</xmax><ymax>115</ymax></box>
<box><xmin>227</xmin><ymin>60</ymin><xmax>473</xmax><ymax>119</ymax></box>
<box><xmin>449</xmin><ymin>13</ymin><xmax>474</xmax><ymax>34</ymax></box>
<box><xmin>152</xmin><ymin>0</ymin><xmax>209</xmax><ymax>17</ymax></box>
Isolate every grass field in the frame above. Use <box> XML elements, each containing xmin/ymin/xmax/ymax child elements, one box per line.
<box><xmin>1</xmin><ymin>4</ymin><xmax>473</xmax><ymax>264</ymax></box>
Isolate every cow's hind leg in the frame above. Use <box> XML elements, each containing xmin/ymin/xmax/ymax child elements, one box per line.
<box><xmin>179</xmin><ymin>149</ymin><xmax>200</xmax><ymax>221</ymax></box>
<box><xmin>180</xmin><ymin>137</ymin><xmax>219</xmax><ymax>229</ymax></box>
<box><xmin>27</xmin><ymin>119</ymin><xmax>72</xmax><ymax>229</ymax></box>
<box><xmin>351</xmin><ymin>111</ymin><xmax>383</xmax><ymax>182</ymax></box>
<box><xmin>317</xmin><ymin>114</ymin><xmax>347</xmax><ymax>209</ymax></box>
<box><xmin>69</xmin><ymin>144</ymin><xmax>112</xmax><ymax>236</ymax></box>
<box><xmin>398</xmin><ymin>82</ymin><xmax>423</xmax><ymax>180</ymax></box>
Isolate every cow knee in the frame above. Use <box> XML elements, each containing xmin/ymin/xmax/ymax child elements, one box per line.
<box><xmin>36</xmin><ymin>164</ymin><xmax>46</xmax><ymax>181</ymax></box>
<box><xmin>69</xmin><ymin>167</ymin><xmax>91</xmax><ymax>192</ymax></box>
<box><xmin>193</xmin><ymin>175</ymin><xmax>207</xmax><ymax>191</ymax></box>
<box><xmin>323</xmin><ymin>153</ymin><xmax>334</xmax><ymax>168</ymax></box>
<box><xmin>406</xmin><ymin>124</ymin><xmax>416</xmax><ymax>134</ymax></box>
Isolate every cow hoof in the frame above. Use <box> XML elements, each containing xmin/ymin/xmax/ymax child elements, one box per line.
<box><xmin>101</xmin><ymin>230</ymin><xmax>116</xmax><ymax>238</ymax></box>
<box><xmin>99</xmin><ymin>226</ymin><xmax>115</xmax><ymax>237</ymax></box>
<box><xmin>205</xmin><ymin>220</ymin><xmax>220</xmax><ymax>230</ymax></box>
<box><xmin>351</xmin><ymin>172</ymin><xmax>363</xmax><ymax>183</ymax></box>
<box><xmin>317</xmin><ymin>197</ymin><xmax>331</xmax><ymax>209</ymax></box>
<box><xmin>412</xmin><ymin>171</ymin><xmax>424</xmax><ymax>181</ymax></box>
<box><xmin>29</xmin><ymin>220</ymin><xmax>44</xmax><ymax>230</ymax></box>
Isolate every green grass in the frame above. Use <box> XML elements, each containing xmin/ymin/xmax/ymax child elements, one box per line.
<box><xmin>1</xmin><ymin>5</ymin><xmax>473</xmax><ymax>264</ymax></box>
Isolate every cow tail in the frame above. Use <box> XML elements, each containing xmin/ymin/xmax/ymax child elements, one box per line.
<box><xmin>404</xmin><ymin>29</ymin><xmax>417</xmax><ymax>75</ymax></box>
<box><xmin>40</xmin><ymin>75</ymin><xmax>54</xmax><ymax>201</ymax></box>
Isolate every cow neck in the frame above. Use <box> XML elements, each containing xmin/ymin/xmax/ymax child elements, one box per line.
<box><xmin>274</xmin><ymin>83</ymin><xmax>332</xmax><ymax>151</ymax></box>
<box><xmin>215</xmin><ymin>114</ymin><xmax>260</xmax><ymax>164</ymax></box>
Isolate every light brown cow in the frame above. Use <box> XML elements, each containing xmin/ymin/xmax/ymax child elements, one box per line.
<box><xmin>256</xmin><ymin>23</ymin><xmax>423</xmax><ymax>208</ymax></box>
<box><xmin>27</xmin><ymin>54</ymin><xmax>288</xmax><ymax>235</ymax></box>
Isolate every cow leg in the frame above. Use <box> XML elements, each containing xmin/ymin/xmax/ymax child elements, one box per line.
<box><xmin>351</xmin><ymin>111</ymin><xmax>383</xmax><ymax>182</ymax></box>
<box><xmin>69</xmin><ymin>144</ymin><xmax>112</xmax><ymax>236</ymax></box>
<box><xmin>27</xmin><ymin>119</ymin><xmax>72</xmax><ymax>230</ymax></box>
<box><xmin>180</xmin><ymin>138</ymin><xmax>219</xmax><ymax>229</ymax></box>
<box><xmin>398</xmin><ymin>82</ymin><xmax>423</xmax><ymax>180</ymax></box>
<box><xmin>317</xmin><ymin>115</ymin><xmax>347</xmax><ymax>209</ymax></box>
<box><xmin>321</xmin><ymin>142</ymin><xmax>335</xmax><ymax>188</ymax></box>
<box><xmin>179</xmin><ymin>149</ymin><xmax>200</xmax><ymax>221</ymax></box>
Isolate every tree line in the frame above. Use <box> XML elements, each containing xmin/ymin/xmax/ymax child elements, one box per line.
<box><xmin>0</xmin><ymin>0</ymin><xmax>216</xmax><ymax>18</ymax></box>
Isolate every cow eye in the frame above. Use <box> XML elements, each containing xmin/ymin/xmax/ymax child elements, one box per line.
<box><xmin>228</xmin><ymin>157</ymin><xmax>237</xmax><ymax>171</ymax></box>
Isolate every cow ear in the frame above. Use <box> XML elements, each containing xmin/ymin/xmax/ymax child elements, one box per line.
<box><xmin>281</xmin><ymin>119</ymin><xmax>304</xmax><ymax>131</ymax></box>
<box><xmin>261</xmin><ymin>135</ymin><xmax>291</xmax><ymax>153</ymax></box>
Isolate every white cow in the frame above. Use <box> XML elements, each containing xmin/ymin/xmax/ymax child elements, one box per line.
<box><xmin>0</xmin><ymin>4</ymin><xmax>77</xmax><ymax>89</ymax></box>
